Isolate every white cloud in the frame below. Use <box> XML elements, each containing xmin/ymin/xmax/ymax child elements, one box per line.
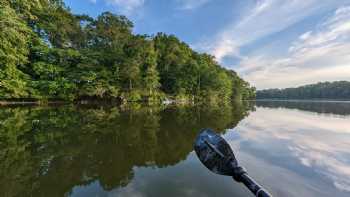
<box><xmin>105</xmin><ymin>0</ymin><xmax>145</xmax><ymax>15</ymax></box>
<box><xmin>199</xmin><ymin>0</ymin><xmax>344</xmax><ymax>62</ymax></box>
<box><xmin>239</xmin><ymin>6</ymin><xmax>350</xmax><ymax>89</ymax></box>
<box><xmin>177</xmin><ymin>0</ymin><xmax>211</xmax><ymax>10</ymax></box>
<box><xmin>113</xmin><ymin>182</ymin><xmax>145</xmax><ymax>197</ymax></box>
<box><xmin>193</xmin><ymin>0</ymin><xmax>350</xmax><ymax>89</ymax></box>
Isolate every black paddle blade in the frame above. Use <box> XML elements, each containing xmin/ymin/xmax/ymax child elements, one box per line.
<box><xmin>194</xmin><ymin>129</ymin><xmax>238</xmax><ymax>176</ymax></box>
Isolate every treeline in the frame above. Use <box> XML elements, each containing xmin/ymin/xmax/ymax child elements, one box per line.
<box><xmin>0</xmin><ymin>0</ymin><xmax>255</xmax><ymax>103</ymax></box>
<box><xmin>257</xmin><ymin>81</ymin><xmax>350</xmax><ymax>100</ymax></box>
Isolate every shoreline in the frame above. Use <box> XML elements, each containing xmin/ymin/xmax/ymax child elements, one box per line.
<box><xmin>1</xmin><ymin>99</ymin><xmax>350</xmax><ymax>107</ymax></box>
<box><xmin>0</xmin><ymin>101</ymin><xmax>70</xmax><ymax>106</ymax></box>
<box><xmin>0</xmin><ymin>98</ymin><xmax>189</xmax><ymax>106</ymax></box>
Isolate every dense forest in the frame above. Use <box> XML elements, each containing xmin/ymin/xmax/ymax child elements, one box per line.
<box><xmin>0</xmin><ymin>0</ymin><xmax>255</xmax><ymax>103</ymax></box>
<box><xmin>257</xmin><ymin>81</ymin><xmax>350</xmax><ymax>100</ymax></box>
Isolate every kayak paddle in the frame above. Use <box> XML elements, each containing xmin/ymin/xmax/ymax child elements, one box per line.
<box><xmin>194</xmin><ymin>129</ymin><xmax>272</xmax><ymax>197</ymax></box>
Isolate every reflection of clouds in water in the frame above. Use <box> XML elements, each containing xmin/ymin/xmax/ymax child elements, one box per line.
<box><xmin>290</xmin><ymin>145</ymin><xmax>350</xmax><ymax>192</ymax></box>
<box><xmin>107</xmin><ymin>159</ymin><xmax>243</xmax><ymax>197</ymax></box>
<box><xmin>234</xmin><ymin>107</ymin><xmax>350</xmax><ymax>192</ymax></box>
<box><xmin>112</xmin><ymin>182</ymin><xmax>146</xmax><ymax>197</ymax></box>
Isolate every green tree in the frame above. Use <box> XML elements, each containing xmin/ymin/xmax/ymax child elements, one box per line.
<box><xmin>0</xmin><ymin>1</ymin><xmax>255</xmax><ymax>103</ymax></box>
<box><xmin>0</xmin><ymin>4</ymin><xmax>33</xmax><ymax>98</ymax></box>
<box><xmin>143</xmin><ymin>42</ymin><xmax>160</xmax><ymax>99</ymax></box>
<box><xmin>121</xmin><ymin>59</ymin><xmax>141</xmax><ymax>91</ymax></box>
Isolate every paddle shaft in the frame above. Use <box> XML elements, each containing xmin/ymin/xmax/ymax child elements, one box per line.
<box><xmin>235</xmin><ymin>173</ymin><xmax>272</xmax><ymax>197</ymax></box>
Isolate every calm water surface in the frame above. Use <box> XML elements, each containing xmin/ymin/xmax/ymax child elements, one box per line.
<box><xmin>1</xmin><ymin>101</ymin><xmax>350</xmax><ymax>197</ymax></box>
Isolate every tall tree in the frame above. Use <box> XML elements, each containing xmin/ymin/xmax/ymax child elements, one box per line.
<box><xmin>143</xmin><ymin>42</ymin><xmax>160</xmax><ymax>96</ymax></box>
<box><xmin>0</xmin><ymin>4</ymin><xmax>33</xmax><ymax>98</ymax></box>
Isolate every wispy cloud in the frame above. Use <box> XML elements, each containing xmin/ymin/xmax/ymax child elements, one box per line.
<box><xmin>105</xmin><ymin>0</ymin><xmax>145</xmax><ymax>15</ymax></box>
<box><xmin>176</xmin><ymin>0</ymin><xmax>211</xmax><ymax>10</ymax></box>
<box><xmin>240</xmin><ymin>6</ymin><xmax>350</xmax><ymax>89</ymax></box>
<box><xmin>198</xmin><ymin>0</ymin><xmax>347</xmax><ymax>62</ymax></box>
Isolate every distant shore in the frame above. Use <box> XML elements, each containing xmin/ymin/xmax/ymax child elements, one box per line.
<box><xmin>254</xmin><ymin>99</ymin><xmax>350</xmax><ymax>102</ymax></box>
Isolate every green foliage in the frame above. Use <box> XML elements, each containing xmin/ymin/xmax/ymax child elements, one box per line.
<box><xmin>0</xmin><ymin>1</ymin><xmax>254</xmax><ymax>102</ymax></box>
<box><xmin>142</xmin><ymin>41</ymin><xmax>160</xmax><ymax>99</ymax></box>
<box><xmin>122</xmin><ymin>90</ymin><xmax>142</xmax><ymax>102</ymax></box>
<box><xmin>0</xmin><ymin>4</ymin><xmax>33</xmax><ymax>98</ymax></box>
<box><xmin>257</xmin><ymin>81</ymin><xmax>350</xmax><ymax>100</ymax></box>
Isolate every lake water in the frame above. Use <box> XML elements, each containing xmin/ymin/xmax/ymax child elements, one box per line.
<box><xmin>1</xmin><ymin>101</ymin><xmax>350</xmax><ymax>197</ymax></box>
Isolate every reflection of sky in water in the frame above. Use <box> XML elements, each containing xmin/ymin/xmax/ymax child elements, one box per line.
<box><xmin>70</xmin><ymin>154</ymin><xmax>250</xmax><ymax>197</ymax></box>
<box><xmin>225</xmin><ymin>107</ymin><xmax>350</xmax><ymax>197</ymax></box>
<box><xmin>69</xmin><ymin>104</ymin><xmax>350</xmax><ymax>197</ymax></box>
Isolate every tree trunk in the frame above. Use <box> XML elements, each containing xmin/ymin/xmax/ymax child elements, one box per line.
<box><xmin>129</xmin><ymin>79</ymin><xmax>132</xmax><ymax>90</ymax></box>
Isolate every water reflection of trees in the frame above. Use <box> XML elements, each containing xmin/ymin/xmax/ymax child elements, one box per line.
<box><xmin>255</xmin><ymin>101</ymin><xmax>350</xmax><ymax>116</ymax></box>
<box><xmin>0</xmin><ymin>102</ymin><xmax>252</xmax><ymax>197</ymax></box>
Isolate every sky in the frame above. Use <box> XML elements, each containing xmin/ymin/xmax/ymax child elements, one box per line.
<box><xmin>64</xmin><ymin>0</ymin><xmax>350</xmax><ymax>90</ymax></box>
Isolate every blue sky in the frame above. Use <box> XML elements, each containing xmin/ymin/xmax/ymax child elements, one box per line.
<box><xmin>64</xmin><ymin>0</ymin><xmax>350</xmax><ymax>89</ymax></box>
